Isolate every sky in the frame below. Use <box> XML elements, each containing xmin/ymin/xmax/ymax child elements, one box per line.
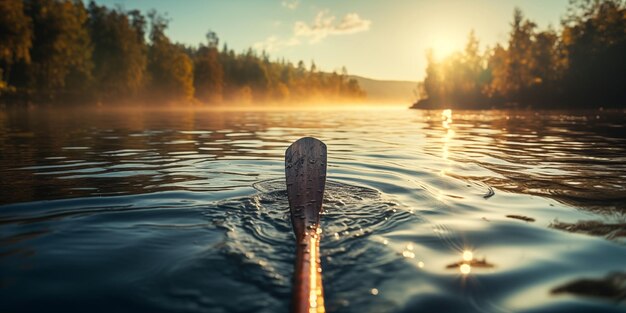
<box><xmin>95</xmin><ymin>0</ymin><xmax>570</xmax><ymax>81</ymax></box>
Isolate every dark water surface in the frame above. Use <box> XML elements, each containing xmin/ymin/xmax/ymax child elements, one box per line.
<box><xmin>1</xmin><ymin>106</ymin><xmax>625</xmax><ymax>312</ymax></box>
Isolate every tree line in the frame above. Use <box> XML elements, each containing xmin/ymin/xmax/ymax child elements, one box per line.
<box><xmin>0</xmin><ymin>0</ymin><xmax>365</xmax><ymax>105</ymax></box>
<box><xmin>413</xmin><ymin>0</ymin><xmax>626</xmax><ymax>109</ymax></box>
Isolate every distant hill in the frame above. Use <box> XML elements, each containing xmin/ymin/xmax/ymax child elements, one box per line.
<box><xmin>350</xmin><ymin>75</ymin><xmax>417</xmax><ymax>104</ymax></box>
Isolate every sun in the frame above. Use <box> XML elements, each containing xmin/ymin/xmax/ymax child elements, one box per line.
<box><xmin>430</xmin><ymin>37</ymin><xmax>458</xmax><ymax>60</ymax></box>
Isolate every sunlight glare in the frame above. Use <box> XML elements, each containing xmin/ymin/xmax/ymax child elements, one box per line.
<box><xmin>462</xmin><ymin>250</ymin><xmax>473</xmax><ymax>262</ymax></box>
<box><xmin>460</xmin><ymin>263</ymin><xmax>471</xmax><ymax>275</ymax></box>
<box><xmin>431</xmin><ymin>38</ymin><xmax>458</xmax><ymax>60</ymax></box>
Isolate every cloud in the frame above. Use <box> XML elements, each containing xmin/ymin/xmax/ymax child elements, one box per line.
<box><xmin>281</xmin><ymin>0</ymin><xmax>299</xmax><ymax>10</ymax></box>
<box><xmin>255</xmin><ymin>10</ymin><xmax>371</xmax><ymax>52</ymax></box>
<box><xmin>294</xmin><ymin>10</ymin><xmax>371</xmax><ymax>43</ymax></box>
<box><xmin>254</xmin><ymin>36</ymin><xmax>301</xmax><ymax>52</ymax></box>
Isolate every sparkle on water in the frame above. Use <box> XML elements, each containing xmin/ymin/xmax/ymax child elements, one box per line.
<box><xmin>0</xmin><ymin>106</ymin><xmax>625</xmax><ymax>313</ymax></box>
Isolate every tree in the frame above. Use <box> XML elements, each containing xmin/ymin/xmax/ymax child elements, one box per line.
<box><xmin>560</xmin><ymin>0</ymin><xmax>626</xmax><ymax>106</ymax></box>
<box><xmin>0</xmin><ymin>0</ymin><xmax>32</xmax><ymax>92</ymax></box>
<box><xmin>26</xmin><ymin>0</ymin><xmax>93</xmax><ymax>96</ymax></box>
<box><xmin>193</xmin><ymin>31</ymin><xmax>224</xmax><ymax>103</ymax></box>
<box><xmin>1</xmin><ymin>1</ymin><xmax>365</xmax><ymax>105</ymax></box>
<box><xmin>414</xmin><ymin>3</ymin><xmax>626</xmax><ymax>109</ymax></box>
<box><xmin>88</xmin><ymin>2</ymin><xmax>147</xmax><ymax>100</ymax></box>
<box><xmin>146</xmin><ymin>11</ymin><xmax>194</xmax><ymax>102</ymax></box>
<box><xmin>490</xmin><ymin>8</ymin><xmax>537</xmax><ymax>102</ymax></box>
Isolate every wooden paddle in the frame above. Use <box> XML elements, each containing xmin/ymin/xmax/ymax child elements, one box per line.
<box><xmin>285</xmin><ymin>137</ymin><xmax>327</xmax><ymax>313</ymax></box>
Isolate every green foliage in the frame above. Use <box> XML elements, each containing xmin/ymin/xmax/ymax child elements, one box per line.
<box><xmin>416</xmin><ymin>0</ymin><xmax>626</xmax><ymax>109</ymax></box>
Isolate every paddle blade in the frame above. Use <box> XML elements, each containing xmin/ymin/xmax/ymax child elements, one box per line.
<box><xmin>285</xmin><ymin>137</ymin><xmax>327</xmax><ymax>238</ymax></box>
<box><xmin>285</xmin><ymin>137</ymin><xmax>327</xmax><ymax>313</ymax></box>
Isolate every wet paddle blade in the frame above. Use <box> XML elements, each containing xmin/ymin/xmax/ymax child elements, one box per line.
<box><xmin>285</xmin><ymin>137</ymin><xmax>327</xmax><ymax>313</ymax></box>
<box><xmin>285</xmin><ymin>137</ymin><xmax>327</xmax><ymax>236</ymax></box>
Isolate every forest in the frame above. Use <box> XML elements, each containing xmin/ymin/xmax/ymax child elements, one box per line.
<box><xmin>413</xmin><ymin>0</ymin><xmax>626</xmax><ymax>109</ymax></box>
<box><xmin>0</xmin><ymin>0</ymin><xmax>365</xmax><ymax>105</ymax></box>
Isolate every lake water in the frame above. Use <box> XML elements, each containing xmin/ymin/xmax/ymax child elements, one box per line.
<box><xmin>1</xmin><ymin>106</ymin><xmax>625</xmax><ymax>313</ymax></box>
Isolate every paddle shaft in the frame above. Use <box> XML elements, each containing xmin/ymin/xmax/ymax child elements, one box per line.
<box><xmin>285</xmin><ymin>137</ymin><xmax>327</xmax><ymax>313</ymax></box>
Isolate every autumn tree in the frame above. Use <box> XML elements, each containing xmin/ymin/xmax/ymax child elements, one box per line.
<box><xmin>192</xmin><ymin>31</ymin><xmax>223</xmax><ymax>103</ymax></box>
<box><xmin>560</xmin><ymin>0</ymin><xmax>626</xmax><ymax>106</ymax></box>
<box><xmin>88</xmin><ymin>2</ymin><xmax>147</xmax><ymax>100</ymax></box>
<box><xmin>1</xmin><ymin>1</ymin><xmax>364</xmax><ymax>105</ymax></box>
<box><xmin>25</xmin><ymin>0</ymin><xmax>93</xmax><ymax>97</ymax></box>
<box><xmin>146</xmin><ymin>11</ymin><xmax>194</xmax><ymax>103</ymax></box>
<box><xmin>0</xmin><ymin>0</ymin><xmax>32</xmax><ymax>93</ymax></box>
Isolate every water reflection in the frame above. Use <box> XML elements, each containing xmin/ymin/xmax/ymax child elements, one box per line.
<box><xmin>421</xmin><ymin>109</ymin><xmax>626</xmax><ymax>231</ymax></box>
<box><xmin>551</xmin><ymin>272</ymin><xmax>626</xmax><ymax>301</ymax></box>
<box><xmin>460</xmin><ymin>263</ymin><xmax>471</xmax><ymax>275</ymax></box>
<box><xmin>1</xmin><ymin>106</ymin><xmax>625</xmax><ymax>312</ymax></box>
<box><xmin>441</xmin><ymin>109</ymin><xmax>455</xmax><ymax>169</ymax></box>
<box><xmin>446</xmin><ymin>250</ymin><xmax>495</xmax><ymax>275</ymax></box>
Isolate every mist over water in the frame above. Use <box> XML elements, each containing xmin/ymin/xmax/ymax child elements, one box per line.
<box><xmin>0</xmin><ymin>106</ymin><xmax>625</xmax><ymax>312</ymax></box>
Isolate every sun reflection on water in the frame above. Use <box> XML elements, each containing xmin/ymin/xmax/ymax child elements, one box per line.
<box><xmin>440</xmin><ymin>109</ymin><xmax>455</xmax><ymax>177</ymax></box>
<box><xmin>460</xmin><ymin>263</ymin><xmax>471</xmax><ymax>275</ymax></box>
<box><xmin>447</xmin><ymin>249</ymin><xmax>495</xmax><ymax>276</ymax></box>
<box><xmin>460</xmin><ymin>250</ymin><xmax>473</xmax><ymax>275</ymax></box>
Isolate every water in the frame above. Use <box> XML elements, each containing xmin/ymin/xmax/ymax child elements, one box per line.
<box><xmin>1</xmin><ymin>106</ymin><xmax>625</xmax><ymax>312</ymax></box>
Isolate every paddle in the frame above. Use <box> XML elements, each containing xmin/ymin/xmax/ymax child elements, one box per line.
<box><xmin>285</xmin><ymin>137</ymin><xmax>327</xmax><ymax>313</ymax></box>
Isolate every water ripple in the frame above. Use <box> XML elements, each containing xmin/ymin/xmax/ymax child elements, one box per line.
<box><xmin>1</xmin><ymin>107</ymin><xmax>625</xmax><ymax>312</ymax></box>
